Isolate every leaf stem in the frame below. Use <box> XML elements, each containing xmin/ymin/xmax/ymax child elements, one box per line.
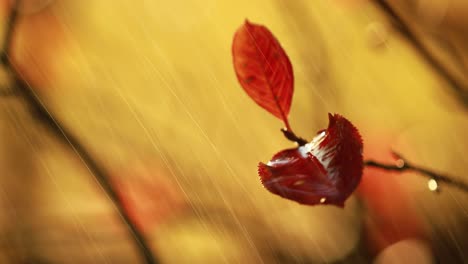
<box><xmin>364</xmin><ymin>151</ymin><xmax>468</xmax><ymax>193</ymax></box>
<box><xmin>283</xmin><ymin>118</ymin><xmax>292</xmax><ymax>133</ymax></box>
<box><xmin>1</xmin><ymin>1</ymin><xmax>158</xmax><ymax>263</ymax></box>
<box><xmin>280</xmin><ymin>128</ymin><xmax>308</xmax><ymax>146</ymax></box>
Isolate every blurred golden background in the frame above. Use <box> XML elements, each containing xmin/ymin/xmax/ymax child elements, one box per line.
<box><xmin>0</xmin><ymin>0</ymin><xmax>468</xmax><ymax>263</ymax></box>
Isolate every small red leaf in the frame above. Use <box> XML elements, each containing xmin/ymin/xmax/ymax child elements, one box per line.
<box><xmin>258</xmin><ymin>114</ymin><xmax>363</xmax><ymax>207</ymax></box>
<box><xmin>232</xmin><ymin>20</ymin><xmax>294</xmax><ymax>128</ymax></box>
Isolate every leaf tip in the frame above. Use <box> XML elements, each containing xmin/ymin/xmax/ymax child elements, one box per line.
<box><xmin>258</xmin><ymin>162</ymin><xmax>271</xmax><ymax>181</ymax></box>
<box><xmin>328</xmin><ymin>112</ymin><xmax>335</xmax><ymax>125</ymax></box>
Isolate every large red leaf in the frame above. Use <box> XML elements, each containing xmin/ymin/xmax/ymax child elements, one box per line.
<box><xmin>232</xmin><ymin>20</ymin><xmax>294</xmax><ymax>128</ymax></box>
<box><xmin>258</xmin><ymin>114</ymin><xmax>363</xmax><ymax>207</ymax></box>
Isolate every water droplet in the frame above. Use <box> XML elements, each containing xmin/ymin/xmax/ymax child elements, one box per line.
<box><xmin>293</xmin><ymin>180</ymin><xmax>305</xmax><ymax>186</ymax></box>
<box><xmin>427</xmin><ymin>179</ymin><xmax>438</xmax><ymax>191</ymax></box>
<box><xmin>245</xmin><ymin>76</ymin><xmax>255</xmax><ymax>83</ymax></box>
<box><xmin>396</xmin><ymin>159</ymin><xmax>405</xmax><ymax>168</ymax></box>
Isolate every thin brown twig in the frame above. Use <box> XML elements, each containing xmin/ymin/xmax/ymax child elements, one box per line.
<box><xmin>365</xmin><ymin>151</ymin><xmax>468</xmax><ymax>193</ymax></box>
<box><xmin>373</xmin><ymin>0</ymin><xmax>468</xmax><ymax>108</ymax></box>
<box><xmin>0</xmin><ymin>1</ymin><xmax>158</xmax><ymax>263</ymax></box>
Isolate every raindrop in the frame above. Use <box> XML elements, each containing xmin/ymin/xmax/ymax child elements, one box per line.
<box><xmin>427</xmin><ymin>179</ymin><xmax>438</xmax><ymax>192</ymax></box>
<box><xmin>293</xmin><ymin>180</ymin><xmax>305</xmax><ymax>186</ymax></box>
<box><xmin>395</xmin><ymin>159</ymin><xmax>405</xmax><ymax>168</ymax></box>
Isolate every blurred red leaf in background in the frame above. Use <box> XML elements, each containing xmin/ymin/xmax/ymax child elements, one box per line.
<box><xmin>113</xmin><ymin>164</ymin><xmax>186</xmax><ymax>233</ymax></box>
<box><xmin>5</xmin><ymin>0</ymin><xmax>68</xmax><ymax>89</ymax></box>
<box><xmin>359</xmin><ymin>137</ymin><xmax>429</xmax><ymax>255</ymax></box>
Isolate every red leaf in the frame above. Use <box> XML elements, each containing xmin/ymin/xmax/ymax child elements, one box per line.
<box><xmin>359</xmin><ymin>172</ymin><xmax>428</xmax><ymax>255</ymax></box>
<box><xmin>258</xmin><ymin>114</ymin><xmax>363</xmax><ymax>207</ymax></box>
<box><xmin>11</xmin><ymin>4</ymin><xmax>68</xmax><ymax>89</ymax></box>
<box><xmin>358</xmin><ymin>141</ymin><xmax>429</xmax><ymax>255</ymax></box>
<box><xmin>113</xmin><ymin>165</ymin><xmax>186</xmax><ymax>232</ymax></box>
<box><xmin>232</xmin><ymin>20</ymin><xmax>294</xmax><ymax>128</ymax></box>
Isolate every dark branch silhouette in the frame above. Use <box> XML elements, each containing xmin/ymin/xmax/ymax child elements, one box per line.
<box><xmin>1</xmin><ymin>1</ymin><xmax>158</xmax><ymax>263</ymax></box>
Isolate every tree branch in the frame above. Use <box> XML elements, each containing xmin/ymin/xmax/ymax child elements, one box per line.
<box><xmin>1</xmin><ymin>1</ymin><xmax>158</xmax><ymax>263</ymax></box>
<box><xmin>280</xmin><ymin>128</ymin><xmax>468</xmax><ymax>193</ymax></box>
<box><xmin>365</xmin><ymin>151</ymin><xmax>468</xmax><ymax>193</ymax></box>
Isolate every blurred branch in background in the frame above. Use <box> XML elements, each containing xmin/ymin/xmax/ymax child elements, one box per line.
<box><xmin>354</xmin><ymin>1</ymin><xmax>468</xmax><ymax>194</ymax></box>
<box><xmin>0</xmin><ymin>88</ymin><xmax>19</xmax><ymax>96</ymax></box>
<box><xmin>373</xmin><ymin>0</ymin><xmax>468</xmax><ymax>109</ymax></box>
<box><xmin>0</xmin><ymin>1</ymin><xmax>158</xmax><ymax>263</ymax></box>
